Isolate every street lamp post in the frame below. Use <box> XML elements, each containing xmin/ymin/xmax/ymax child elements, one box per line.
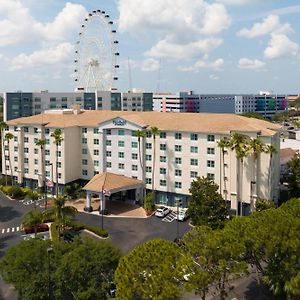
<box><xmin>47</xmin><ymin>247</ymin><xmax>53</xmax><ymax>300</ymax></box>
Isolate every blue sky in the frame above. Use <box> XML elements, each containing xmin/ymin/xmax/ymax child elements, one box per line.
<box><xmin>0</xmin><ymin>0</ymin><xmax>299</xmax><ymax>94</ymax></box>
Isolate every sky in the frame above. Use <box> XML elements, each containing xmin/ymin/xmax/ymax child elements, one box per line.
<box><xmin>0</xmin><ymin>0</ymin><xmax>299</xmax><ymax>94</ymax></box>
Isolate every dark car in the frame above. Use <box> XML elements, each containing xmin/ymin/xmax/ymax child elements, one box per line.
<box><xmin>24</xmin><ymin>223</ymin><xmax>49</xmax><ymax>234</ymax></box>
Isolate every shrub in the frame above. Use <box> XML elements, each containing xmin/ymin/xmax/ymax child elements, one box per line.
<box><xmin>10</xmin><ymin>186</ymin><xmax>25</xmax><ymax>199</ymax></box>
<box><xmin>144</xmin><ymin>193</ymin><xmax>155</xmax><ymax>215</ymax></box>
<box><xmin>50</xmin><ymin>221</ymin><xmax>59</xmax><ymax>241</ymax></box>
<box><xmin>1</xmin><ymin>186</ymin><xmax>12</xmax><ymax>197</ymax></box>
<box><xmin>71</xmin><ymin>221</ymin><xmax>108</xmax><ymax>238</ymax></box>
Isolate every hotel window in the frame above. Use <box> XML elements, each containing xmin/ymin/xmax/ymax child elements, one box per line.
<box><xmin>34</xmin><ymin>159</ymin><xmax>38</xmax><ymax>165</ymax></box>
<box><xmin>14</xmin><ymin>167</ymin><xmax>18</xmax><ymax>172</ymax></box>
<box><xmin>14</xmin><ymin>136</ymin><xmax>17</xmax><ymax>142</ymax></box>
<box><xmin>106</xmin><ymin>129</ymin><xmax>111</xmax><ymax>135</ymax></box>
<box><xmin>146</xmin><ymin>166</ymin><xmax>152</xmax><ymax>173</ymax></box>
<box><xmin>14</xmin><ymin>146</ymin><xmax>18</xmax><ymax>152</ymax></box>
<box><xmin>45</xmin><ymin>171</ymin><xmax>50</xmax><ymax>177</ymax></box>
<box><xmin>175</xmin><ymin>157</ymin><xmax>182</xmax><ymax>164</ymax></box>
<box><xmin>24</xmin><ymin>148</ymin><xmax>29</xmax><ymax>153</ymax></box>
<box><xmin>160</xmin><ymin>156</ymin><xmax>166</xmax><ymax>163</ymax></box>
<box><xmin>106</xmin><ymin>151</ymin><xmax>111</xmax><ymax>157</ymax></box>
<box><xmin>34</xmin><ymin>149</ymin><xmax>38</xmax><ymax>154</ymax></box>
<box><xmin>106</xmin><ymin>140</ymin><xmax>112</xmax><ymax>146</ymax></box>
<box><xmin>191</xmin><ymin>159</ymin><xmax>198</xmax><ymax>166</ymax></box>
<box><xmin>24</xmin><ymin>127</ymin><xmax>29</xmax><ymax>133</ymax></box>
<box><xmin>94</xmin><ymin>149</ymin><xmax>99</xmax><ymax>156</ymax></box>
<box><xmin>146</xmin><ymin>131</ymin><xmax>152</xmax><ymax>138</ymax></box>
<box><xmin>190</xmin><ymin>133</ymin><xmax>198</xmax><ymax>141</ymax></box>
<box><xmin>131</xmin><ymin>131</ymin><xmax>137</xmax><ymax>137</ymax></box>
<box><xmin>175</xmin><ymin>145</ymin><xmax>182</xmax><ymax>152</ymax></box>
<box><xmin>160</xmin><ymin>180</ymin><xmax>167</xmax><ymax>187</ymax></box>
<box><xmin>24</xmin><ymin>168</ymin><xmax>29</xmax><ymax>174</ymax></box>
<box><xmin>146</xmin><ymin>143</ymin><xmax>152</xmax><ymax>150</ymax></box>
<box><xmin>45</xmin><ymin>160</ymin><xmax>50</xmax><ymax>166</ymax></box>
<box><xmin>160</xmin><ymin>168</ymin><xmax>166</xmax><ymax>175</ymax></box>
<box><xmin>132</xmin><ymin>165</ymin><xmax>138</xmax><ymax>171</ymax></box>
<box><xmin>175</xmin><ymin>182</ymin><xmax>182</xmax><ymax>189</ymax></box>
<box><xmin>191</xmin><ymin>146</ymin><xmax>198</xmax><ymax>153</ymax></box>
<box><xmin>207</xmin><ymin>160</ymin><xmax>215</xmax><ymax>168</ymax></box>
<box><xmin>5</xmin><ymin>165</ymin><xmax>9</xmax><ymax>171</ymax></box>
<box><xmin>106</xmin><ymin>162</ymin><xmax>112</xmax><ymax>168</ymax></box>
<box><xmin>175</xmin><ymin>169</ymin><xmax>182</xmax><ymax>177</ymax></box>
<box><xmin>94</xmin><ymin>128</ymin><xmax>99</xmax><ymax>134</ymax></box>
<box><xmin>14</xmin><ymin>157</ymin><xmax>18</xmax><ymax>162</ymax></box>
<box><xmin>94</xmin><ymin>139</ymin><xmax>99</xmax><ymax>145</ymax></box>
<box><xmin>118</xmin><ymin>152</ymin><xmax>124</xmax><ymax>158</ymax></box>
<box><xmin>118</xmin><ymin>141</ymin><xmax>125</xmax><ymax>147</ymax></box>
<box><xmin>207</xmin><ymin>173</ymin><xmax>215</xmax><ymax>180</ymax></box>
<box><xmin>146</xmin><ymin>154</ymin><xmax>152</xmax><ymax>161</ymax></box>
<box><xmin>45</xmin><ymin>139</ymin><xmax>50</xmax><ymax>145</ymax></box>
<box><xmin>207</xmin><ymin>134</ymin><xmax>215</xmax><ymax>142</ymax></box>
<box><xmin>82</xmin><ymin>159</ymin><xmax>88</xmax><ymax>165</ymax></box>
<box><xmin>132</xmin><ymin>153</ymin><xmax>138</xmax><ymax>160</ymax></box>
<box><xmin>191</xmin><ymin>171</ymin><xmax>198</xmax><ymax>178</ymax></box>
<box><xmin>82</xmin><ymin>138</ymin><xmax>87</xmax><ymax>144</ymax></box>
<box><xmin>94</xmin><ymin>160</ymin><xmax>99</xmax><ymax>167</ymax></box>
<box><xmin>131</xmin><ymin>141</ymin><xmax>138</xmax><ymax>148</ymax></box>
<box><xmin>4</xmin><ymin>145</ymin><xmax>8</xmax><ymax>151</ymax></box>
<box><xmin>24</xmin><ymin>137</ymin><xmax>29</xmax><ymax>143</ymax></box>
<box><xmin>57</xmin><ymin>162</ymin><xmax>62</xmax><ymax>168</ymax></box>
<box><xmin>118</xmin><ymin>163</ymin><xmax>125</xmax><ymax>170</ymax></box>
<box><xmin>82</xmin><ymin>148</ymin><xmax>88</xmax><ymax>155</ymax></box>
<box><xmin>160</xmin><ymin>132</ymin><xmax>166</xmax><ymax>139</ymax></box>
<box><xmin>82</xmin><ymin>128</ymin><xmax>87</xmax><ymax>133</ymax></box>
<box><xmin>175</xmin><ymin>132</ymin><xmax>182</xmax><ymax>140</ymax></box>
<box><xmin>207</xmin><ymin>147</ymin><xmax>215</xmax><ymax>155</ymax></box>
<box><xmin>118</xmin><ymin>129</ymin><xmax>125</xmax><ymax>136</ymax></box>
<box><xmin>146</xmin><ymin>178</ymin><xmax>152</xmax><ymax>184</ymax></box>
<box><xmin>57</xmin><ymin>151</ymin><xmax>61</xmax><ymax>157</ymax></box>
<box><xmin>45</xmin><ymin>128</ymin><xmax>50</xmax><ymax>134</ymax></box>
<box><xmin>82</xmin><ymin>170</ymin><xmax>88</xmax><ymax>176</ymax></box>
<box><xmin>45</xmin><ymin>150</ymin><xmax>50</xmax><ymax>155</ymax></box>
<box><xmin>34</xmin><ymin>128</ymin><xmax>38</xmax><ymax>133</ymax></box>
<box><xmin>160</xmin><ymin>144</ymin><xmax>166</xmax><ymax>151</ymax></box>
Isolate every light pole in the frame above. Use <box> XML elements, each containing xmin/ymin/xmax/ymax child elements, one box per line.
<box><xmin>176</xmin><ymin>199</ymin><xmax>182</xmax><ymax>242</ymax></box>
<box><xmin>47</xmin><ymin>247</ymin><xmax>53</xmax><ymax>300</ymax></box>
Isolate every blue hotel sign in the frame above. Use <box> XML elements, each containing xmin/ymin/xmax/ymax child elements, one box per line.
<box><xmin>113</xmin><ymin>118</ymin><xmax>126</xmax><ymax>126</ymax></box>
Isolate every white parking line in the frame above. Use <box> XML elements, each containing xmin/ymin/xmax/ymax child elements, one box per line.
<box><xmin>7</xmin><ymin>228</ymin><xmax>10</xmax><ymax>233</ymax></box>
<box><xmin>1</xmin><ymin>229</ymin><xmax>4</xmax><ymax>233</ymax></box>
<box><xmin>17</xmin><ymin>226</ymin><xmax>20</xmax><ymax>231</ymax></box>
<box><xmin>12</xmin><ymin>227</ymin><xmax>15</xmax><ymax>232</ymax></box>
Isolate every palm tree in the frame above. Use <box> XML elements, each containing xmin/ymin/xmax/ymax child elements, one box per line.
<box><xmin>264</xmin><ymin>144</ymin><xmax>277</xmax><ymax>200</ymax></box>
<box><xmin>0</xmin><ymin>121</ymin><xmax>7</xmax><ymax>179</ymax></box>
<box><xmin>217</xmin><ymin>137</ymin><xmax>230</xmax><ymax>200</ymax></box>
<box><xmin>136</xmin><ymin>129</ymin><xmax>146</xmax><ymax>202</ymax></box>
<box><xmin>43</xmin><ymin>196</ymin><xmax>77</xmax><ymax>240</ymax></box>
<box><xmin>247</xmin><ymin>138</ymin><xmax>265</xmax><ymax>212</ymax></box>
<box><xmin>35</xmin><ymin>139</ymin><xmax>46</xmax><ymax>201</ymax></box>
<box><xmin>22</xmin><ymin>210</ymin><xmax>43</xmax><ymax>238</ymax></box>
<box><xmin>150</xmin><ymin>127</ymin><xmax>159</xmax><ymax>200</ymax></box>
<box><xmin>5</xmin><ymin>132</ymin><xmax>14</xmax><ymax>186</ymax></box>
<box><xmin>51</xmin><ymin>129</ymin><xmax>63</xmax><ymax>198</ymax></box>
<box><xmin>229</xmin><ymin>133</ymin><xmax>250</xmax><ymax>216</ymax></box>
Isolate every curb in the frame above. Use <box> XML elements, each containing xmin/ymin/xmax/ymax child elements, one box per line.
<box><xmin>83</xmin><ymin>229</ymin><xmax>109</xmax><ymax>240</ymax></box>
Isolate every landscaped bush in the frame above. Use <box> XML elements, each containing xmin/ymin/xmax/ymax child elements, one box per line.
<box><xmin>71</xmin><ymin>221</ymin><xmax>108</xmax><ymax>238</ymax></box>
<box><xmin>0</xmin><ymin>186</ymin><xmax>12</xmax><ymax>196</ymax></box>
<box><xmin>144</xmin><ymin>192</ymin><xmax>155</xmax><ymax>215</ymax></box>
<box><xmin>10</xmin><ymin>186</ymin><xmax>25</xmax><ymax>199</ymax></box>
<box><xmin>50</xmin><ymin>221</ymin><xmax>59</xmax><ymax>241</ymax></box>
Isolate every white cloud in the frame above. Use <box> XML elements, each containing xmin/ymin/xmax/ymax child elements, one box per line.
<box><xmin>118</xmin><ymin>0</ymin><xmax>230</xmax><ymax>59</ymax></box>
<box><xmin>146</xmin><ymin>38</ymin><xmax>223</xmax><ymax>59</ymax></box>
<box><xmin>10</xmin><ymin>43</ymin><xmax>74</xmax><ymax>70</ymax></box>
<box><xmin>179</xmin><ymin>58</ymin><xmax>224</xmax><ymax>72</ymax></box>
<box><xmin>141</xmin><ymin>58</ymin><xmax>160</xmax><ymax>72</ymax></box>
<box><xmin>217</xmin><ymin>0</ymin><xmax>261</xmax><ymax>5</ymax></box>
<box><xmin>237</xmin><ymin>15</ymin><xmax>292</xmax><ymax>38</ymax></box>
<box><xmin>0</xmin><ymin>1</ymin><xmax>87</xmax><ymax>46</ymax></box>
<box><xmin>238</xmin><ymin>58</ymin><xmax>265</xmax><ymax>69</ymax></box>
<box><xmin>209</xmin><ymin>74</ymin><xmax>219</xmax><ymax>80</ymax></box>
<box><xmin>264</xmin><ymin>34</ymin><xmax>298</xmax><ymax>59</ymax></box>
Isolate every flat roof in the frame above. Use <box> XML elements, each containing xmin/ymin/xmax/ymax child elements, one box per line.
<box><xmin>7</xmin><ymin>110</ymin><xmax>280</xmax><ymax>136</ymax></box>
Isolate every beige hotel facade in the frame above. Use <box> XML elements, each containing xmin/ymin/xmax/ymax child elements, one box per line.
<box><xmin>2</xmin><ymin>108</ymin><xmax>280</xmax><ymax>214</ymax></box>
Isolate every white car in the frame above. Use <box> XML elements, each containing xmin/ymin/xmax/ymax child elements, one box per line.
<box><xmin>176</xmin><ymin>208</ymin><xmax>188</xmax><ymax>221</ymax></box>
<box><xmin>155</xmin><ymin>206</ymin><xmax>170</xmax><ymax>217</ymax></box>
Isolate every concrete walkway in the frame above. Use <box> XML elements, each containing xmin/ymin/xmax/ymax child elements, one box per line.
<box><xmin>66</xmin><ymin>198</ymin><xmax>147</xmax><ymax>218</ymax></box>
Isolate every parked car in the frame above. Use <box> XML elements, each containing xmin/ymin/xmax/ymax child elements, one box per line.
<box><xmin>24</xmin><ymin>223</ymin><xmax>49</xmax><ymax>234</ymax></box>
<box><xmin>176</xmin><ymin>208</ymin><xmax>188</xmax><ymax>221</ymax></box>
<box><xmin>155</xmin><ymin>206</ymin><xmax>170</xmax><ymax>217</ymax></box>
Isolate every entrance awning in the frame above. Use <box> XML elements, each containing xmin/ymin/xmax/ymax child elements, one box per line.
<box><xmin>83</xmin><ymin>172</ymin><xmax>144</xmax><ymax>194</ymax></box>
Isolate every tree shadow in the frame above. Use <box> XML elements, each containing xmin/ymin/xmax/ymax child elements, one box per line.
<box><xmin>0</xmin><ymin>206</ymin><xmax>21</xmax><ymax>222</ymax></box>
<box><xmin>0</xmin><ymin>235</ymin><xmax>16</xmax><ymax>258</ymax></box>
<box><xmin>244</xmin><ymin>280</ymin><xmax>275</xmax><ymax>300</ymax></box>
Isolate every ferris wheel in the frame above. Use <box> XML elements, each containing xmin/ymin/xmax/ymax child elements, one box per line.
<box><xmin>74</xmin><ymin>10</ymin><xmax>119</xmax><ymax>92</ymax></box>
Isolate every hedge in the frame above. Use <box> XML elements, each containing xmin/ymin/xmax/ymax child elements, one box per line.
<box><xmin>71</xmin><ymin>221</ymin><xmax>108</xmax><ymax>238</ymax></box>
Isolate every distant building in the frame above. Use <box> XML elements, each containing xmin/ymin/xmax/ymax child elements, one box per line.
<box><xmin>153</xmin><ymin>92</ymin><xmax>288</xmax><ymax>118</ymax></box>
<box><xmin>3</xmin><ymin>90</ymin><xmax>153</xmax><ymax>121</ymax></box>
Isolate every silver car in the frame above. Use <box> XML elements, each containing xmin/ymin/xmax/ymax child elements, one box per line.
<box><xmin>155</xmin><ymin>206</ymin><xmax>170</xmax><ymax>217</ymax></box>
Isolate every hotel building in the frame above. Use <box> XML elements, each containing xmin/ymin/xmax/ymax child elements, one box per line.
<box><xmin>2</xmin><ymin>109</ymin><xmax>280</xmax><ymax>214</ymax></box>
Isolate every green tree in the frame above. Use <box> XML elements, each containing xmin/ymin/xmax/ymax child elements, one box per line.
<box><xmin>263</xmin><ymin>144</ymin><xmax>277</xmax><ymax>199</ymax></box>
<box><xmin>143</xmin><ymin>192</ymin><xmax>155</xmax><ymax>215</ymax></box>
<box><xmin>288</xmin><ymin>152</ymin><xmax>300</xmax><ymax>197</ymax></box>
<box><xmin>115</xmin><ymin>239</ymin><xmax>188</xmax><ymax>300</ymax></box>
<box><xmin>22</xmin><ymin>210</ymin><xmax>44</xmax><ymax>238</ymax></box>
<box><xmin>43</xmin><ymin>196</ymin><xmax>77</xmax><ymax>239</ymax></box>
<box><xmin>255</xmin><ymin>198</ymin><xmax>276</xmax><ymax>212</ymax></box>
<box><xmin>136</xmin><ymin>129</ymin><xmax>146</xmax><ymax>202</ymax></box>
<box><xmin>63</xmin><ymin>182</ymin><xmax>82</xmax><ymax>199</ymax></box>
<box><xmin>35</xmin><ymin>139</ymin><xmax>46</xmax><ymax>197</ymax></box>
<box><xmin>4</xmin><ymin>132</ymin><xmax>14</xmax><ymax>186</ymax></box>
<box><xmin>229</xmin><ymin>133</ymin><xmax>250</xmax><ymax>216</ymax></box>
<box><xmin>188</xmin><ymin>176</ymin><xmax>228</xmax><ymax>229</ymax></box>
<box><xmin>50</xmin><ymin>129</ymin><xmax>63</xmax><ymax>198</ymax></box>
<box><xmin>150</xmin><ymin>126</ymin><xmax>160</xmax><ymax>199</ymax></box>
<box><xmin>217</xmin><ymin>137</ymin><xmax>230</xmax><ymax>200</ymax></box>
<box><xmin>247</xmin><ymin>137</ymin><xmax>265</xmax><ymax>212</ymax></box>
